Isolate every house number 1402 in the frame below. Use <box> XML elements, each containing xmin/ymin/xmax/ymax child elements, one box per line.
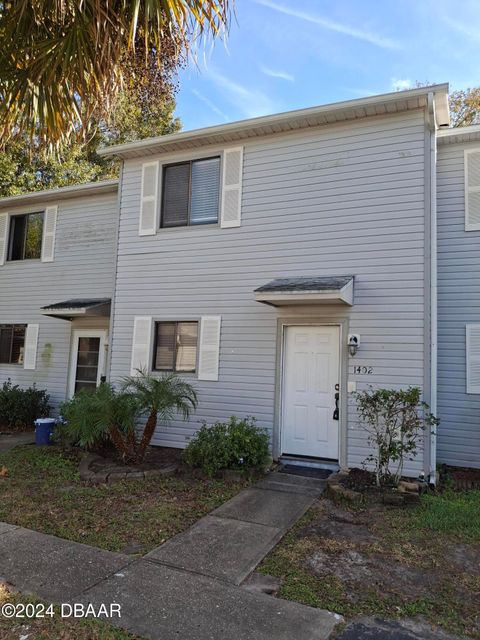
<box><xmin>352</xmin><ymin>365</ymin><xmax>373</xmax><ymax>375</ymax></box>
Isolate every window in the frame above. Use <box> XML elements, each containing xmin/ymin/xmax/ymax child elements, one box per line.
<box><xmin>0</xmin><ymin>324</ymin><xmax>26</xmax><ymax>364</ymax></box>
<box><xmin>154</xmin><ymin>321</ymin><xmax>198</xmax><ymax>372</ymax></box>
<box><xmin>8</xmin><ymin>212</ymin><xmax>44</xmax><ymax>261</ymax></box>
<box><xmin>161</xmin><ymin>157</ymin><xmax>220</xmax><ymax>228</ymax></box>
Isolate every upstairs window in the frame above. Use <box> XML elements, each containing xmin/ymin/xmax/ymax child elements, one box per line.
<box><xmin>8</xmin><ymin>212</ymin><xmax>44</xmax><ymax>261</ymax></box>
<box><xmin>153</xmin><ymin>321</ymin><xmax>198</xmax><ymax>372</ymax></box>
<box><xmin>161</xmin><ymin>157</ymin><xmax>220</xmax><ymax>228</ymax></box>
<box><xmin>0</xmin><ymin>324</ymin><xmax>26</xmax><ymax>364</ymax></box>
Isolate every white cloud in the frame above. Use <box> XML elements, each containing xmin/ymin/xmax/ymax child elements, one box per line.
<box><xmin>260</xmin><ymin>66</ymin><xmax>295</xmax><ymax>82</ymax></box>
<box><xmin>441</xmin><ymin>16</ymin><xmax>480</xmax><ymax>42</ymax></box>
<box><xmin>206</xmin><ymin>69</ymin><xmax>277</xmax><ymax>118</ymax></box>
<box><xmin>192</xmin><ymin>89</ymin><xmax>230</xmax><ymax>122</ymax></box>
<box><xmin>391</xmin><ymin>78</ymin><xmax>412</xmax><ymax>91</ymax></box>
<box><xmin>254</xmin><ymin>0</ymin><xmax>401</xmax><ymax>50</ymax></box>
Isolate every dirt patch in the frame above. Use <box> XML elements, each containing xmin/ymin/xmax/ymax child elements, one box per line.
<box><xmin>307</xmin><ymin>549</ymin><xmax>434</xmax><ymax>601</ymax></box>
<box><xmin>260</xmin><ymin>496</ymin><xmax>480</xmax><ymax>638</ymax></box>
<box><xmin>450</xmin><ymin>544</ymin><xmax>480</xmax><ymax>575</ymax></box>
<box><xmin>299</xmin><ymin>500</ymin><xmax>378</xmax><ymax>544</ymax></box>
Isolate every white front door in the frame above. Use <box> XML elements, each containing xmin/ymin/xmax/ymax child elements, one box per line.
<box><xmin>68</xmin><ymin>330</ymin><xmax>107</xmax><ymax>396</ymax></box>
<box><xmin>282</xmin><ymin>325</ymin><xmax>340</xmax><ymax>460</ymax></box>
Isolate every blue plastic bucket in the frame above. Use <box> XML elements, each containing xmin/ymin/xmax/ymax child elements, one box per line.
<box><xmin>35</xmin><ymin>418</ymin><xmax>55</xmax><ymax>446</ymax></box>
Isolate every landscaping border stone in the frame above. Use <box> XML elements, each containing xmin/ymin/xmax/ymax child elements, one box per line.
<box><xmin>79</xmin><ymin>453</ymin><xmax>178</xmax><ymax>484</ymax></box>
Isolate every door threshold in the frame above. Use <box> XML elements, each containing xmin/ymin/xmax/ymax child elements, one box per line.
<box><xmin>280</xmin><ymin>455</ymin><xmax>339</xmax><ymax>472</ymax></box>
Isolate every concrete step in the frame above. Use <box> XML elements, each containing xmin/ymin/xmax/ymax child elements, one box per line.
<box><xmin>255</xmin><ymin>471</ymin><xmax>327</xmax><ymax>497</ymax></box>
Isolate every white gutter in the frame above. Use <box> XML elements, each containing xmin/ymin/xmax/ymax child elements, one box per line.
<box><xmin>0</xmin><ymin>179</ymin><xmax>118</xmax><ymax>209</ymax></box>
<box><xmin>428</xmin><ymin>92</ymin><xmax>438</xmax><ymax>484</ymax></box>
<box><xmin>98</xmin><ymin>83</ymin><xmax>450</xmax><ymax>159</ymax></box>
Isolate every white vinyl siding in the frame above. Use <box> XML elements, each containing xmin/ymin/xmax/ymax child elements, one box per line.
<box><xmin>220</xmin><ymin>147</ymin><xmax>243</xmax><ymax>228</ymax></box>
<box><xmin>139</xmin><ymin>161</ymin><xmax>159</xmax><ymax>236</ymax></box>
<box><xmin>41</xmin><ymin>205</ymin><xmax>57</xmax><ymax>262</ymax></box>
<box><xmin>0</xmin><ymin>212</ymin><xmax>8</xmax><ymax>265</ymax></box>
<box><xmin>111</xmin><ymin>110</ymin><xmax>428</xmax><ymax>477</ymax></box>
<box><xmin>0</xmin><ymin>191</ymin><xmax>117</xmax><ymax>408</ymax></box>
<box><xmin>437</xmin><ymin>141</ymin><xmax>480</xmax><ymax>468</ymax></box>
<box><xmin>465</xmin><ymin>149</ymin><xmax>480</xmax><ymax>231</ymax></box>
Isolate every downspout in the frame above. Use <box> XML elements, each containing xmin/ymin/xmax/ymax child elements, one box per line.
<box><xmin>427</xmin><ymin>92</ymin><xmax>438</xmax><ymax>485</ymax></box>
<box><xmin>105</xmin><ymin>162</ymin><xmax>123</xmax><ymax>385</ymax></box>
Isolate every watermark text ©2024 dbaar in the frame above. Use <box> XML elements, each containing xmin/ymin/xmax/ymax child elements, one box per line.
<box><xmin>1</xmin><ymin>601</ymin><xmax>121</xmax><ymax>619</ymax></box>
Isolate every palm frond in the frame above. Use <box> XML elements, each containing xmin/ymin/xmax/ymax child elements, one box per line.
<box><xmin>0</xmin><ymin>0</ymin><xmax>231</xmax><ymax>149</ymax></box>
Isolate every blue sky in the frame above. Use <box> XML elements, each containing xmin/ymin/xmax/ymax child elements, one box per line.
<box><xmin>175</xmin><ymin>0</ymin><xmax>480</xmax><ymax>130</ymax></box>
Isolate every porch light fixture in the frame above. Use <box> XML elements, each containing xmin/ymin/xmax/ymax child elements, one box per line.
<box><xmin>348</xmin><ymin>334</ymin><xmax>360</xmax><ymax>357</ymax></box>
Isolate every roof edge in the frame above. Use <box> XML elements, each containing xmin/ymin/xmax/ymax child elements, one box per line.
<box><xmin>99</xmin><ymin>84</ymin><xmax>450</xmax><ymax>159</ymax></box>
<box><xmin>0</xmin><ymin>179</ymin><xmax>118</xmax><ymax>209</ymax></box>
<box><xmin>437</xmin><ymin>124</ymin><xmax>480</xmax><ymax>145</ymax></box>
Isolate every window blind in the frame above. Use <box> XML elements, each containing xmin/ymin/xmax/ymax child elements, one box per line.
<box><xmin>162</xmin><ymin>164</ymin><xmax>190</xmax><ymax>227</ymax></box>
<box><xmin>190</xmin><ymin>158</ymin><xmax>220</xmax><ymax>224</ymax></box>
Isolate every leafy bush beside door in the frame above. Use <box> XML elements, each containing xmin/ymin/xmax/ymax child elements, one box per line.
<box><xmin>0</xmin><ymin>379</ymin><xmax>50</xmax><ymax>431</ymax></box>
<box><xmin>356</xmin><ymin>386</ymin><xmax>438</xmax><ymax>486</ymax></box>
<box><xmin>184</xmin><ymin>416</ymin><xmax>270</xmax><ymax>477</ymax></box>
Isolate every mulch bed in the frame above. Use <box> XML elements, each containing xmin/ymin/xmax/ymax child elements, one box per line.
<box><xmin>81</xmin><ymin>445</ymin><xmax>184</xmax><ymax>483</ymax></box>
<box><xmin>93</xmin><ymin>443</ymin><xmax>183</xmax><ymax>470</ymax></box>
<box><xmin>330</xmin><ymin>468</ymin><xmax>421</xmax><ymax>506</ymax></box>
<box><xmin>339</xmin><ymin>468</ymin><xmax>377</xmax><ymax>492</ymax></box>
<box><xmin>440</xmin><ymin>465</ymin><xmax>480</xmax><ymax>491</ymax></box>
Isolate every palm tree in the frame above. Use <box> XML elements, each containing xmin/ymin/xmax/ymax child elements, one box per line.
<box><xmin>122</xmin><ymin>370</ymin><xmax>197</xmax><ymax>461</ymax></box>
<box><xmin>0</xmin><ymin>1</ymin><xmax>231</xmax><ymax>148</ymax></box>
<box><xmin>59</xmin><ymin>383</ymin><xmax>140</xmax><ymax>462</ymax></box>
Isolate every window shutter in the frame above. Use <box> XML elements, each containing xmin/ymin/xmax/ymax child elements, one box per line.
<box><xmin>466</xmin><ymin>324</ymin><xmax>480</xmax><ymax>394</ymax></box>
<box><xmin>0</xmin><ymin>212</ymin><xmax>8</xmax><ymax>265</ymax></box>
<box><xmin>465</xmin><ymin>150</ymin><xmax>480</xmax><ymax>231</ymax></box>
<box><xmin>198</xmin><ymin>316</ymin><xmax>221</xmax><ymax>381</ymax></box>
<box><xmin>24</xmin><ymin>324</ymin><xmax>39</xmax><ymax>370</ymax></box>
<box><xmin>140</xmin><ymin>161</ymin><xmax>160</xmax><ymax>235</ymax></box>
<box><xmin>130</xmin><ymin>316</ymin><xmax>152</xmax><ymax>375</ymax></box>
<box><xmin>41</xmin><ymin>205</ymin><xmax>57</xmax><ymax>262</ymax></box>
<box><xmin>220</xmin><ymin>147</ymin><xmax>243</xmax><ymax>228</ymax></box>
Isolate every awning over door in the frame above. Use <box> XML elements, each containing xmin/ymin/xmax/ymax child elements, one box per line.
<box><xmin>41</xmin><ymin>298</ymin><xmax>111</xmax><ymax>320</ymax></box>
<box><xmin>254</xmin><ymin>276</ymin><xmax>354</xmax><ymax>306</ymax></box>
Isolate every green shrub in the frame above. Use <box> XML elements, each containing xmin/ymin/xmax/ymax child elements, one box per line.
<box><xmin>356</xmin><ymin>386</ymin><xmax>438</xmax><ymax>487</ymax></box>
<box><xmin>58</xmin><ymin>384</ymin><xmax>139</xmax><ymax>458</ymax></box>
<box><xmin>184</xmin><ymin>416</ymin><xmax>270</xmax><ymax>477</ymax></box>
<box><xmin>0</xmin><ymin>379</ymin><xmax>50</xmax><ymax>431</ymax></box>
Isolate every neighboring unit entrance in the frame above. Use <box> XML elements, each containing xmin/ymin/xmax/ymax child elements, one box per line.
<box><xmin>282</xmin><ymin>325</ymin><xmax>340</xmax><ymax>460</ymax></box>
<box><xmin>69</xmin><ymin>330</ymin><xmax>107</xmax><ymax>396</ymax></box>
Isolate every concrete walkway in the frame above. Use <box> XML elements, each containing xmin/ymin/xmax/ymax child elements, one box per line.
<box><xmin>0</xmin><ymin>431</ymin><xmax>35</xmax><ymax>454</ymax></box>
<box><xmin>0</xmin><ymin>472</ymin><xmax>341</xmax><ymax>640</ymax></box>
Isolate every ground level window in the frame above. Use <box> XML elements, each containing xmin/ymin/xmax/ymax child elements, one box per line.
<box><xmin>8</xmin><ymin>212</ymin><xmax>44</xmax><ymax>261</ymax></box>
<box><xmin>154</xmin><ymin>321</ymin><xmax>198</xmax><ymax>372</ymax></box>
<box><xmin>0</xmin><ymin>324</ymin><xmax>26</xmax><ymax>364</ymax></box>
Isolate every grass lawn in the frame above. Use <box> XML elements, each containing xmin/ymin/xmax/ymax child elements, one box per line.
<box><xmin>0</xmin><ymin>583</ymin><xmax>139</xmax><ymax>640</ymax></box>
<box><xmin>0</xmin><ymin>445</ymin><xmax>248</xmax><ymax>553</ymax></box>
<box><xmin>259</xmin><ymin>491</ymin><xmax>480</xmax><ymax>639</ymax></box>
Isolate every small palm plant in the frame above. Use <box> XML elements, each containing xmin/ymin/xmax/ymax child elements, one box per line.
<box><xmin>59</xmin><ymin>383</ymin><xmax>139</xmax><ymax>462</ymax></box>
<box><xmin>122</xmin><ymin>370</ymin><xmax>198</xmax><ymax>462</ymax></box>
